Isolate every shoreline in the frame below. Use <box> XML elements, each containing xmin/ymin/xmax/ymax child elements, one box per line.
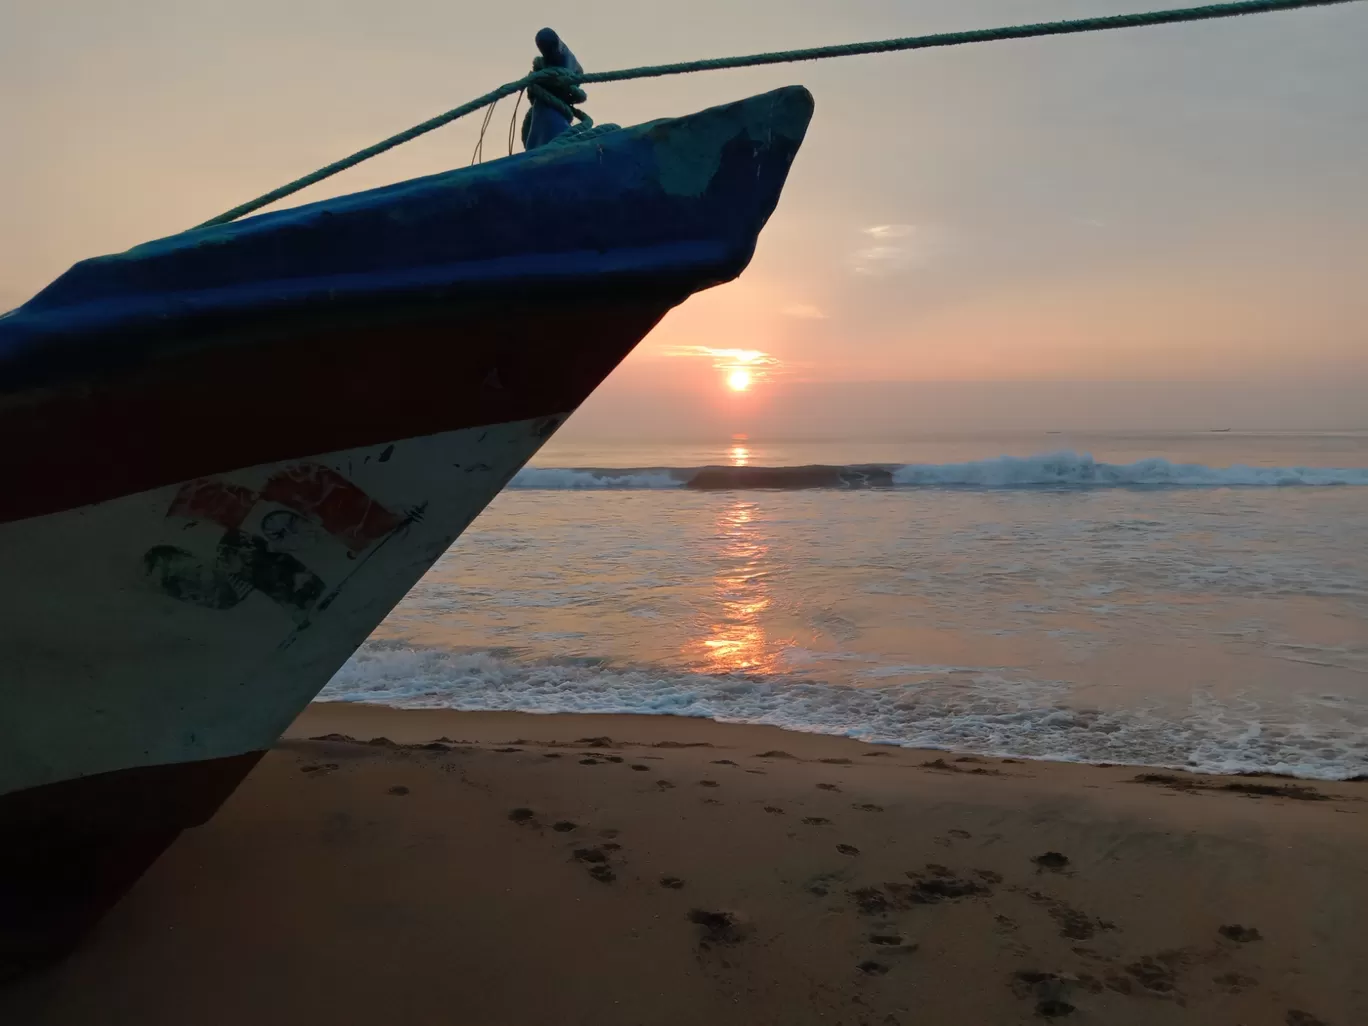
<box><xmin>307</xmin><ymin>697</ymin><xmax>1366</xmax><ymax>783</ymax></box>
<box><xmin>5</xmin><ymin>703</ymin><xmax>1363</xmax><ymax>1024</ymax></box>
<box><xmin>295</xmin><ymin>701</ymin><xmax>1368</xmax><ymax>799</ymax></box>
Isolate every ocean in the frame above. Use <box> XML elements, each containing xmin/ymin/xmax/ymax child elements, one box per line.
<box><xmin>321</xmin><ymin>430</ymin><xmax>1368</xmax><ymax>781</ymax></box>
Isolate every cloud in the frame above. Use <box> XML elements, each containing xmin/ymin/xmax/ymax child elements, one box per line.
<box><xmin>863</xmin><ymin>224</ymin><xmax>916</xmax><ymax>239</ymax></box>
<box><xmin>850</xmin><ymin>223</ymin><xmax>931</xmax><ymax>276</ymax></box>
<box><xmin>781</xmin><ymin>303</ymin><xmax>827</xmax><ymax>320</ymax></box>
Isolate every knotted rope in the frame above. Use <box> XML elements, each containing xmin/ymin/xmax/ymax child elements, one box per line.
<box><xmin>520</xmin><ymin>62</ymin><xmax>594</xmax><ymax>147</ymax></box>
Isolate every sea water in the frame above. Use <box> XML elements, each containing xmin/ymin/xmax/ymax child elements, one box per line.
<box><xmin>321</xmin><ymin>431</ymin><xmax>1368</xmax><ymax>780</ymax></box>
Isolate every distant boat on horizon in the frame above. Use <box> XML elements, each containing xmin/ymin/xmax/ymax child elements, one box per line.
<box><xmin>0</xmin><ymin>30</ymin><xmax>813</xmax><ymax>974</ymax></box>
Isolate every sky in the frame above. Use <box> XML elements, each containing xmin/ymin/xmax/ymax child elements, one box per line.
<box><xmin>3</xmin><ymin>0</ymin><xmax>1366</xmax><ymax>435</ymax></box>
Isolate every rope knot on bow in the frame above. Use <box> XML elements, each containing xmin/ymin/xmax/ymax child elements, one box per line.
<box><xmin>521</xmin><ymin>63</ymin><xmax>594</xmax><ymax>145</ymax></box>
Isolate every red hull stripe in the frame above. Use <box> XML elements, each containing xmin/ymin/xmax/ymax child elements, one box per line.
<box><xmin>0</xmin><ymin>295</ymin><xmax>675</xmax><ymax>526</ymax></box>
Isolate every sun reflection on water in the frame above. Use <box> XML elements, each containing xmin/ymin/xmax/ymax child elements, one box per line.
<box><xmin>697</xmin><ymin>500</ymin><xmax>778</xmax><ymax>674</ymax></box>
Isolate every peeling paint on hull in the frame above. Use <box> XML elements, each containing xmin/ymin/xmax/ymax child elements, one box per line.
<box><xmin>1</xmin><ymin>418</ymin><xmax>563</xmax><ymax>795</ymax></box>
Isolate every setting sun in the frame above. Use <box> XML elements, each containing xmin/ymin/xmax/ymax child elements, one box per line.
<box><xmin>661</xmin><ymin>346</ymin><xmax>778</xmax><ymax>393</ymax></box>
<box><xmin>726</xmin><ymin>369</ymin><xmax>752</xmax><ymax>392</ymax></box>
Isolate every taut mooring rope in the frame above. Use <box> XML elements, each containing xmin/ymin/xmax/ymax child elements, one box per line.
<box><xmin>196</xmin><ymin>0</ymin><xmax>1361</xmax><ymax>228</ymax></box>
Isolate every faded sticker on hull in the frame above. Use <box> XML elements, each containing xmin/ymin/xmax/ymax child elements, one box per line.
<box><xmin>144</xmin><ymin>462</ymin><xmax>401</xmax><ymax>617</ymax></box>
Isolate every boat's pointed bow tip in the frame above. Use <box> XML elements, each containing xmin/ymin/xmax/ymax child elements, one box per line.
<box><xmin>773</xmin><ymin>83</ymin><xmax>817</xmax><ymax>122</ymax></box>
<box><xmin>751</xmin><ymin>85</ymin><xmax>816</xmax><ymax>147</ymax></box>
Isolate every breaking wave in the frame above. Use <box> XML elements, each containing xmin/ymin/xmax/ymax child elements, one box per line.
<box><xmin>321</xmin><ymin>643</ymin><xmax>1368</xmax><ymax>781</ymax></box>
<box><xmin>510</xmin><ymin>452</ymin><xmax>1368</xmax><ymax>491</ymax></box>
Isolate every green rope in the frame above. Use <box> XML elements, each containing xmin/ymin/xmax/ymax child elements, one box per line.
<box><xmin>520</xmin><ymin>60</ymin><xmax>594</xmax><ymax>148</ymax></box>
<box><xmin>196</xmin><ymin>0</ymin><xmax>1361</xmax><ymax>228</ymax></box>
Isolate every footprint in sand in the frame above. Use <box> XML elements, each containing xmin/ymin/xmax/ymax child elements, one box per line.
<box><xmin>552</xmin><ymin>821</ymin><xmax>577</xmax><ymax>833</ymax></box>
<box><xmin>856</xmin><ymin>960</ymin><xmax>889</xmax><ymax>976</ymax></box>
<box><xmin>698</xmin><ymin>780</ymin><xmax>720</xmax><ymax>788</ymax></box>
<box><xmin>1123</xmin><ymin>952</ymin><xmax>1192</xmax><ymax>994</ymax></box>
<box><xmin>508</xmin><ymin>808</ymin><xmax>535</xmax><ymax>824</ymax></box>
<box><xmin>660</xmin><ymin>876</ymin><xmax>686</xmax><ymax>889</ymax></box>
<box><xmin>579</xmin><ymin>757</ymin><xmax>601</xmax><ymax>765</ymax></box>
<box><xmin>656</xmin><ymin>780</ymin><xmax>676</xmax><ymax>790</ymax></box>
<box><xmin>299</xmin><ymin>763</ymin><xmax>339</xmax><ymax>775</ymax></box>
<box><xmin>687</xmin><ymin>909</ymin><xmax>748</xmax><ymax>946</ymax></box>
<box><xmin>836</xmin><ymin>844</ymin><xmax>861</xmax><ymax>856</ymax></box>
<box><xmin>1032</xmin><ymin>851</ymin><xmax>1071</xmax><ymax>872</ymax></box>
<box><xmin>901</xmin><ymin>867</ymin><xmax>991</xmax><ymax>902</ymax></box>
<box><xmin>386</xmin><ymin>785</ymin><xmax>410</xmax><ymax>796</ymax></box>
<box><xmin>587</xmin><ymin>865</ymin><xmax>616</xmax><ymax>883</ymax></box>
<box><xmin>712</xmin><ymin>759</ymin><xmax>738</xmax><ymax>766</ymax></box>
<box><xmin>1219</xmin><ymin>924</ymin><xmax>1263</xmax><ymax>943</ymax></box>
<box><xmin>802</xmin><ymin>816</ymin><xmax>831</xmax><ymax>826</ymax></box>
<box><xmin>630</xmin><ymin>764</ymin><xmax>650</xmax><ymax>771</ymax></box>
<box><xmin>1012</xmin><ymin>972</ymin><xmax>1080</xmax><ymax>1018</ymax></box>
<box><xmin>851</xmin><ymin>803</ymin><xmax>883</xmax><ymax>812</ymax></box>
<box><xmin>492</xmin><ymin>747</ymin><xmax>523</xmax><ymax>753</ymax></box>
<box><xmin>949</xmin><ymin>829</ymin><xmax>972</xmax><ymax>839</ymax></box>
<box><xmin>763</xmin><ymin>806</ymin><xmax>785</xmax><ymax>815</ymax></box>
<box><xmin>816</xmin><ymin>783</ymin><xmax>841</xmax><ymax>792</ymax></box>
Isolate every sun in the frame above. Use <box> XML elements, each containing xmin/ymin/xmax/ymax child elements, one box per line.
<box><xmin>726</xmin><ymin>369</ymin><xmax>753</xmax><ymax>392</ymax></box>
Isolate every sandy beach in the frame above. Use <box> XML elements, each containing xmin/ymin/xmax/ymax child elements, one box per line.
<box><xmin>4</xmin><ymin>703</ymin><xmax>1364</xmax><ymax>1025</ymax></box>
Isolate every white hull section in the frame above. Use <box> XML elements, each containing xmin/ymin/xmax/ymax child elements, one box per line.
<box><xmin>0</xmin><ymin>415</ymin><xmax>565</xmax><ymax>796</ymax></box>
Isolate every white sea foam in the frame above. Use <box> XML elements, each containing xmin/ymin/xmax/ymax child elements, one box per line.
<box><xmin>888</xmin><ymin>452</ymin><xmax>1368</xmax><ymax>488</ymax></box>
<box><xmin>321</xmin><ymin>643</ymin><xmax>1368</xmax><ymax>781</ymax></box>
<box><xmin>507</xmin><ymin>452</ymin><xmax>1368</xmax><ymax>491</ymax></box>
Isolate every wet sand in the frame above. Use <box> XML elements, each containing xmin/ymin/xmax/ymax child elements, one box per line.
<box><xmin>4</xmin><ymin>704</ymin><xmax>1365</xmax><ymax>1025</ymax></box>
